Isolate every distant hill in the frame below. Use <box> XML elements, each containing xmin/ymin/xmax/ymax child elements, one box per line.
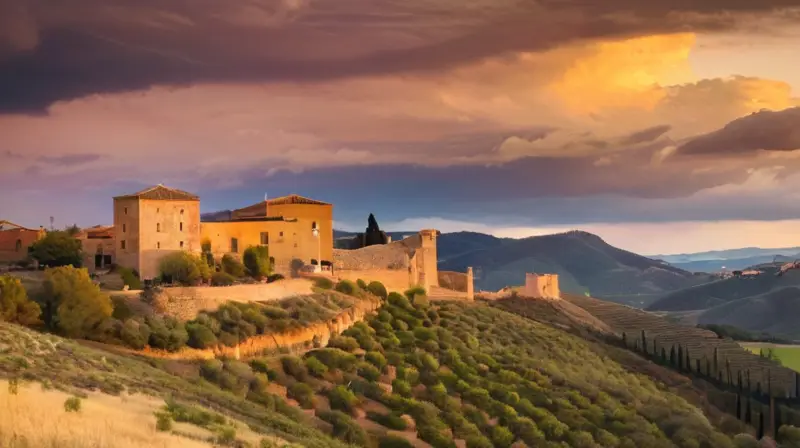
<box><xmin>653</xmin><ymin>246</ymin><xmax>800</xmax><ymax>264</ymax></box>
<box><xmin>697</xmin><ymin>286</ymin><xmax>800</xmax><ymax>340</ymax></box>
<box><xmin>647</xmin><ymin>268</ymin><xmax>800</xmax><ymax>312</ymax></box>
<box><xmin>438</xmin><ymin>230</ymin><xmax>706</xmax><ymax>306</ymax></box>
<box><xmin>666</xmin><ymin>254</ymin><xmax>796</xmax><ymax>273</ymax></box>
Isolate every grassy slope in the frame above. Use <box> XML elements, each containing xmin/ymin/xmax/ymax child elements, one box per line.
<box><xmin>439</xmin><ymin>231</ymin><xmax>703</xmax><ymax>302</ymax></box>
<box><xmin>741</xmin><ymin>344</ymin><xmax>800</xmax><ymax>373</ymax></box>
<box><xmin>269</xmin><ymin>297</ymin><xmax>745</xmax><ymax>447</ymax></box>
<box><xmin>0</xmin><ymin>321</ymin><xmax>350</xmax><ymax>448</ymax></box>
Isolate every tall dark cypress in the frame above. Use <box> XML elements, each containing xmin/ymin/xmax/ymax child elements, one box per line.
<box><xmin>695</xmin><ymin>359</ymin><xmax>701</xmax><ymax>374</ymax></box>
<box><xmin>661</xmin><ymin>347</ymin><xmax>667</xmax><ymax>364</ymax></box>
<box><xmin>622</xmin><ymin>332</ymin><xmax>627</xmax><ymax>347</ymax></box>
<box><xmin>713</xmin><ymin>347</ymin><xmax>719</xmax><ymax>377</ymax></box>
<box><xmin>670</xmin><ymin>345</ymin><xmax>676</xmax><ymax>367</ymax></box>
<box><xmin>738</xmin><ymin>371</ymin><xmax>743</xmax><ymax>392</ymax></box>
<box><xmin>685</xmin><ymin>348</ymin><xmax>691</xmax><ymax>372</ymax></box>
<box><xmin>747</xmin><ymin>370</ymin><xmax>752</xmax><ymax>394</ymax></box>
<box><xmin>736</xmin><ymin>393</ymin><xmax>742</xmax><ymax>421</ymax></box>
<box><xmin>745</xmin><ymin>397</ymin><xmax>752</xmax><ymax>424</ymax></box>
<box><xmin>758</xmin><ymin>411</ymin><xmax>765</xmax><ymax>440</ymax></box>
<box><xmin>775</xmin><ymin>403</ymin><xmax>783</xmax><ymax>437</ymax></box>
<box><xmin>757</xmin><ymin>381</ymin><xmax>762</xmax><ymax>397</ymax></box>
<box><xmin>653</xmin><ymin>337</ymin><xmax>658</xmax><ymax>358</ymax></box>
<box><xmin>641</xmin><ymin>330</ymin><xmax>647</xmax><ymax>355</ymax></box>
<box><xmin>706</xmin><ymin>358</ymin><xmax>711</xmax><ymax>377</ymax></box>
<box><xmin>678</xmin><ymin>345</ymin><xmax>684</xmax><ymax>371</ymax></box>
<box><xmin>726</xmin><ymin>359</ymin><xmax>732</xmax><ymax>386</ymax></box>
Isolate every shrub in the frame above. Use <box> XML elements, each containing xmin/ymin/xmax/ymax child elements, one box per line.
<box><xmin>357</xmin><ymin>361</ymin><xmax>382</xmax><ymax>382</ymax></box>
<box><xmin>220</xmin><ymin>254</ymin><xmax>246</xmax><ymax>277</ymax></box>
<box><xmin>393</xmin><ymin>379</ymin><xmax>412</xmax><ymax>397</ymax></box>
<box><xmin>328</xmin><ymin>385</ymin><xmax>359</xmax><ymax>414</ymax></box>
<box><xmin>316</xmin><ymin>410</ymin><xmax>367</xmax><ymax>445</ymax></box>
<box><xmin>28</xmin><ymin>230</ymin><xmax>83</xmax><ymax>267</ymax></box>
<box><xmin>146</xmin><ymin>315</ymin><xmax>188</xmax><ymax>352</ymax></box>
<box><xmin>778</xmin><ymin>426</ymin><xmax>800</xmax><ymax>446</ymax></box>
<box><xmin>314</xmin><ymin>277</ymin><xmax>334</xmax><ymax>289</ymax></box>
<box><xmin>356</xmin><ymin>279</ymin><xmax>368</xmax><ymax>290</ymax></box>
<box><xmin>243</xmin><ymin>246</ymin><xmax>271</xmax><ymax>280</ymax></box>
<box><xmin>267</xmin><ymin>273</ymin><xmax>285</xmax><ymax>283</ymax></box>
<box><xmin>404</xmin><ymin>286</ymin><xmax>426</xmax><ymax>301</ymax></box>
<box><xmin>0</xmin><ymin>275</ymin><xmax>41</xmax><ymax>325</ymax></box>
<box><xmin>379</xmin><ymin>435</ymin><xmax>415</xmax><ymax>448</ymax></box>
<box><xmin>368</xmin><ymin>412</ymin><xmax>409</xmax><ymax>430</ymax></box>
<box><xmin>288</xmin><ymin>382</ymin><xmax>316</xmax><ymax>409</ymax></box>
<box><xmin>186</xmin><ymin>323</ymin><xmax>217</xmax><ymax>349</ymax></box>
<box><xmin>118</xmin><ymin>267</ymin><xmax>142</xmax><ymax>290</ymax></box>
<box><xmin>307</xmin><ymin>348</ymin><xmax>357</xmax><ymax>371</ymax></box>
<box><xmin>335</xmin><ymin>280</ymin><xmax>358</xmax><ymax>296</ymax></box>
<box><xmin>42</xmin><ymin>266</ymin><xmax>113</xmax><ymax>338</ymax></box>
<box><xmin>305</xmin><ymin>357</ymin><xmax>329</xmax><ymax>378</ymax></box>
<box><xmin>155</xmin><ymin>411</ymin><xmax>173</xmax><ymax>431</ymax></box>
<box><xmin>366</xmin><ymin>351</ymin><xmax>388</xmax><ymax>370</ymax></box>
<box><xmin>281</xmin><ymin>356</ymin><xmax>307</xmax><ymax>380</ymax></box>
<box><xmin>328</xmin><ymin>335</ymin><xmax>360</xmax><ymax>352</ymax></box>
<box><xmin>120</xmin><ymin>319</ymin><xmax>151</xmax><ymax>349</ymax></box>
<box><xmin>367</xmin><ymin>281</ymin><xmax>388</xmax><ymax>300</ymax></box>
<box><xmin>491</xmin><ymin>425</ymin><xmax>515</xmax><ymax>448</ymax></box>
<box><xmin>158</xmin><ymin>252</ymin><xmax>211</xmax><ymax>286</ymax></box>
<box><xmin>64</xmin><ymin>396</ymin><xmax>82</xmax><ymax>413</ymax></box>
<box><xmin>211</xmin><ymin>272</ymin><xmax>236</xmax><ymax>286</ymax></box>
<box><xmin>388</xmin><ymin>292</ymin><xmax>412</xmax><ymax>310</ymax></box>
<box><xmin>212</xmin><ymin>424</ymin><xmax>237</xmax><ymax>445</ymax></box>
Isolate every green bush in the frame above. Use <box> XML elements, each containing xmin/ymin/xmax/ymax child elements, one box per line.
<box><xmin>186</xmin><ymin>323</ymin><xmax>217</xmax><ymax>349</ymax></box>
<box><xmin>243</xmin><ymin>246</ymin><xmax>271</xmax><ymax>280</ymax></box>
<box><xmin>158</xmin><ymin>252</ymin><xmax>211</xmax><ymax>286</ymax></box>
<box><xmin>305</xmin><ymin>357</ymin><xmax>329</xmax><ymax>378</ymax></box>
<box><xmin>306</xmin><ymin>348</ymin><xmax>357</xmax><ymax>371</ymax></box>
<box><xmin>288</xmin><ymin>382</ymin><xmax>316</xmax><ymax>409</ymax></box>
<box><xmin>328</xmin><ymin>335</ymin><xmax>360</xmax><ymax>352</ymax></box>
<box><xmin>64</xmin><ymin>396</ymin><xmax>82</xmax><ymax>412</ymax></box>
<box><xmin>212</xmin><ymin>424</ymin><xmax>237</xmax><ymax>445</ymax></box>
<box><xmin>120</xmin><ymin>318</ymin><xmax>151</xmax><ymax>349</ymax></box>
<box><xmin>388</xmin><ymin>292</ymin><xmax>412</xmax><ymax>310</ymax></box>
<box><xmin>366</xmin><ymin>351</ymin><xmax>388</xmax><ymax>370</ymax></box>
<box><xmin>220</xmin><ymin>254</ymin><xmax>246</xmax><ymax>277</ymax></box>
<box><xmin>368</xmin><ymin>412</ymin><xmax>409</xmax><ymax>430</ymax></box>
<box><xmin>267</xmin><ymin>273</ymin><xmax>285</xmax><ymax>283</ymax></box>
<box><xmin>379</xmin><ymin>435</ymin><xmax>415</xmax><ymax>448</ymax></box>
<box><xmin>281</xmin><ymin>356</ymin><xmax>307</xmax><ymax>380</ymax></box>
<box><xmin>0</xmin><ymin>275</ymin><xmax>41</xmax><ymax>326</ymax></box>
<box><xmin>334</xmin><ymin>280</ymin><xmax>357</xmax><ymax>296</ymax></box>
<box><xmin>314</xmin><ymin>277</ymin><xmax>334</xmax><ymax>289</ymax></box>
<box><xmin>491</xmin><ymin>425</ymin><xmax>515</xmax><ymax>448</ymax></box>
<box><xmin>328</xmin><ymin>385</ymin><xmax>359</xmax><ymax>414</ymax></box>
<box><xmin>356</xmin><ymin>279</ymin><xmax>368</xmax><ymax>290</ymax></box>
<box><xmin>146</xmin><ymin>315</ymin><xmax>188</xmax><ymax>352</ymax></box>
<box><xmin>367</xmin><ymin>281</ymin><xmax>388</xmax><ymax>300</ymax></box>
<box><xmin>118</xmin><ymin>267</ymin><xmax>142</xmax><ymax>290</ymax></box>
<box><xmin>357</xmin><ymin>362</ymin><xmax>381</xmax><ymax>382</ymax></box>
<box><xmin>29</xmin><ymin>230</ymin><xmax>83</xmax><ymax>267</ymax></box>
<box><xmin>404</xmin><ymin>286</ymin><xmax>426</xmax><ymax>301</ymax></box>
<box><xmin>316</xmin><ymin>410</ymin><xmax>367</xmax><ymax>446</ymax></box>
<box><xmin>211</xmin><ymin>271</ymin><xmax>236</xmax><ymax>286</ymax></box>
<box><xmin>155</xmin><ymin>411</ymin><xmax>173</xmax><ymax>431</ymax></box>
<box><xmin>42</xmin><ymin>266</ymin><xmax>113</xmax><ymax>338</ymax></box>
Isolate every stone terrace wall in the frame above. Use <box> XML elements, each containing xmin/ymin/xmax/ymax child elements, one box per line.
<box><xmin>438</xmin><ymin>271</ymin><xmax>469</xmax><ymax>292</ymax></box>
<box><xmin>332</xmin><ymin>239</ymin><xmax>415</xmax><ymax>271</ymax></box>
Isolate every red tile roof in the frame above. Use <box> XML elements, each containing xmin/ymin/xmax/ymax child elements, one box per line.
<box><xmin>114</xmin><ymin>184</ymin><xmax>199</xmax><ymax>201</ymax></box>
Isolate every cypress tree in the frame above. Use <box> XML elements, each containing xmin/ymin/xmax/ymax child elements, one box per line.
<box><xmin>757</xmin><ymin>381</ymin><xmax>762</xmax><ymax>397</ymax></box>
<box><xmin>713</xmin><ymin>347</ymin><xmax>719</xmax><ymax>377</ymax></box>
<box><xmin>745</xmin><ymin>397</ymin><xmax>752</xmax><ymax>424</ymax></box>
<box><xmin>736</xmin><ymin>393</ymin><xmax>742</xmax><ymax>421</ymax></box>
<box><xmin>747</xmin><ymin>370</ymin><xmax>752</xmax><ymax>394</ymax></box>
<box><xmin>726</xmin><ymin>358</ymin><xmax>732</xmax><ymax>386</ymax></box>
<box><xmin>705</xmin><ymin>358</ymin><xmax>711</xmax><ymax>377</ymax></box>
<box><xmin>775</xmin><ymin>403</ymin><xmax>783</xmax><ymax>437</ymax></box>
<box><xmin>661</xmin><ymin>347</ymin><xmax>667</xmax><ymax>364</ymax></box>
<box><xmin>678</xmin><ymin>345</ymin><xmax>684</xmax><ymax>371</ymax></box>
<box><xmin>641</xmin><ymin>330</ymin><xmax>647</xmax><ymax>355</ymax></box>
<box><xmin>670</xmin><ymin>345</ymin><xmax>676</xmax><ymax>367</ymax></box>
<box><xmin>685</xmin><ymin>348</ymin><xmax>691</xmax><ymax>372</ymax></box>
<box><xmin>738</xmin><ymin>371</ymin><xmax>743</xmax><ymax>392</ymax></box>
<box><xmin>653</xmin><ymin>337</ymin><xmax>658</xmax><ymax>358</ymax></box>
<box><xmin>622</xmin><ymin>332</ymin><xmax>627</xmax><ymax>347</ymax></box>
<box><xmin>695</xmin><ymin>358</ymin><xmax>701</xmax><ymax>374</ymax></box>
<box><xmin>758</xmin><ymin>411</ymin><xmax>765</xmax><ymax>440</ymax></box>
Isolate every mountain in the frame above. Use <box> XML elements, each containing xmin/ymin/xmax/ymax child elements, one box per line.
<box><xmin>697</xmin><ymin>286</ymin><xmax>800</xmax><ymax>340</ymax></box>
<box><xmin>647</xmin><ymin>267</ymin><xmax>800</xmax><ymax>312</ymax></box>
<box><xmin>664</xmin><ymin>254</ymin><xmax>796</xmax><ymax>273</ymax></box>
<box><xmin>438</xmin><ymin>230</ymin><xmax>706</xmax><ymax>306</ymax></box>
<box><xmin>652</xmin><ymin>246</ymin><xmax>800</xmax><ymax>264</ymax></box>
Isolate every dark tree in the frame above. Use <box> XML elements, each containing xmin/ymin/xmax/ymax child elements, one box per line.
<box><xmin>362</xmin><ymin>213</ymin><xmax>389</xmax><ymax>247</ymax></box>
<box><xmin>678</xmin><ymin>345</ymin><xmax>684</xmax><ymax>371</ymax></box>
<box><xmin>641</xmin><ymin>330</ymin><xmax>647</xmax><ymax>354</ymax></box>
<box><xmin>736</xmin><ymin>393</ymin><xmax>742</xmax><ymax>420</ymax></box>
<box><xmin>670</xmin><ymin>345</ymin><xmax>676</xmax><ymax>367</ymax></box>
<box><xmin>758</xmin><ymin>411</ymin><xmax>765</xmax><ymax>440</ymax></box>
<box><xmin>28</xmin><ymin>231</ymin><xmax>83</xmax><ymax>268</ymax></box>
<box><xmin>745</xmin><ymin>397</ymin><xmax>752</xmax><ymax>424</ymax></box>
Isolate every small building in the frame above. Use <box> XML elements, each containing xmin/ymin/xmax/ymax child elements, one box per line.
<box><xmin>524</xmin><ymin>273</ymin><xmax>560</xmax><ymax>299</ymax></box>
<box><xmin>76</xmin><ymin>225</ymin><xmax>116</xmax><ymax>273</ymax></box>
<box><xmin>0</xmin><ymin>220</ymin><xmax>45</xmax><ymax>264</ymax></box>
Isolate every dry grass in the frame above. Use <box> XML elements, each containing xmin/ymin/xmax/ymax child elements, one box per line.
<box><xmin>0</xmin><ymin>380</ymin><xmax>210</xmax><ymax>448</ymax></box>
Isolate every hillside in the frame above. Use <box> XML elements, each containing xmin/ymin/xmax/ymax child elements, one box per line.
<box><xmin>653</xmin><ymin>247</ymin><xmax>800</xmax><ymax>264</ymax></box>
<box><xmin>439</xmin><ymin>231</ymin><xmax>706</xmax><ymax>306</ymax></box>
<box><xmin>664</xmin><ymin>255</ymin><xmax>796</xmax><ymax>273</ymax></box>
<box><xmin>697</xmin><ymin>287</ymin><xmax>800</xmax><ymax>340</ymax></box>
<box><xmin>647</xmin><ymin>268</ymin><xmax>800</xmax><ymax>312</ymax></box>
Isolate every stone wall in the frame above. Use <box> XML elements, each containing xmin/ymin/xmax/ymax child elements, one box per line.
<box><xmin>438</xmin><ymin>271</ymin><xmax>469</xmax><ymax>292</ymax></box>
<box><xmin>332</xmin><ymin>240</ymin><xmax>411</xmax><ymax>271</ymax></box>
<box><xmin>136</xmin><ymin>295</ymin><xmax>381</xmax><ymax>360</ymax></box>
<box><xmin>524</xmin><ymin>273</ymin><xmax>560</xmax><ymax>299</ymax></box>
<box><xmin>336</xmin><ymin>269</ymin><xmax>412</xmax><ymax>292</ymax></box>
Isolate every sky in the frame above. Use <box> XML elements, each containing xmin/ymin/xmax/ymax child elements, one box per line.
<box><xmin>1</xmin><ymin>0</ymin><xmax>800</xmax><ymax>255</ymax></box>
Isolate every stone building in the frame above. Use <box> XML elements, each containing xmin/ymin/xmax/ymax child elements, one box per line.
<box><xmin>0</xmin><ymin>220</ymin><xmax>45</xmax><ymax>264</ymax></box>
<box><xmin>113</xmin><ymin>185</ymin><xmax>202</xmax><ymax>280</ymax></box>
<box><xmin>110</xmin><ymin>185</ymin><xmax>334</xmax><ymax>280</ymax></box>
<box><xmin>201</xmin><ymin>194</ymin><xmax>333</xmax><ymax>275</ymax></box>
<box><xmin>76</xmin><ymin>225</ymin><xmax>116</xmax><ymax>273</ymax></box>
<box><xmin>524</xmin><ymin>273</ymin><xmax>560</xmax><ymax>299</ymax></box>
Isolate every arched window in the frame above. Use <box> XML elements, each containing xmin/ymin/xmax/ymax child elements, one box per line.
<box><xmin>156</xmin><ymin>223</ymin><xmax>161</xmax><ymax>232</ymax></box>
<box><xmin>180</xmin><ymin>209</ymin><xmax>184</xmax><ymax>215</ymax></box>
<box><xmin>15</xmin><ymin>239</ymin><xmax>22</xmax><ymax>252</ymax></box>
<box><xmin>312</xmin><ymin>221</ymin><xmax>317</xmax><ymax>230</ymax></box>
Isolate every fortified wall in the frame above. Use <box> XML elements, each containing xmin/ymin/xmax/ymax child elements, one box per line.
<box><xmin>524</xmin><ymin>273</ymin><xmax>560</xmax><ymax>299</ymax></box>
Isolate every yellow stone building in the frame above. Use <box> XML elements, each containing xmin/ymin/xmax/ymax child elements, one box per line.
<box><xmin>111</xmin><ymin>185</ymin><xmax>333</xmax><ymax>280</ymax></box>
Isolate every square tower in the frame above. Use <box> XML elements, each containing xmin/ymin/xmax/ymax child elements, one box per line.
<box><xmin>113</xmin><ymin>185</ymin><xmax>201</xmax><ymax>280</ymax></box>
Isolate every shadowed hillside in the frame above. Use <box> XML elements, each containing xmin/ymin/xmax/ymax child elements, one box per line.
<box><xmin>697</xmin><ymin>287</ymin><xmax>800</xmax><ymax>340</ymax></box>
<box><xmin>440</xmin><ymin>231</ymin><xmax>706</xmax><ymax>305</ymax></box>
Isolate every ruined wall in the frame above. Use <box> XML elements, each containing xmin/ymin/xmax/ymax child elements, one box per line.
<box><xmin>137</xmin><ymin>296</ymin><xmax>381</xmax><ymax>360</ymax></box>
<box><xmin>524</xmin><ymin>273</ymin><xmax>560</xmax><ymax>299</ymax></box>
<box><xmin>438</xmin><ymin>271</ymin><xmax>469</xmax><ymax>292</ymax></box>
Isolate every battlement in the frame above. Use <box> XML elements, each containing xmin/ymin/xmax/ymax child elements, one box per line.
<box><xmin>524</xmin><ymin>273</ymin><xmax>560</xmax><ymax>299</ymax></box>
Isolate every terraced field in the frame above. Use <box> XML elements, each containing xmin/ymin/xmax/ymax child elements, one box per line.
<box><xmin>563</xmin><ymin>294</ymin><xmax>800</xmax><ymax>399</ymax></box>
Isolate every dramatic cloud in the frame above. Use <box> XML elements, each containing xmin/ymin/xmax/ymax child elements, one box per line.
<box><xmin>677</xmin><ymin>107</ymin><xmax>800</xmax><ymax>155</ymax></box>
<box><xmin>1</xmin><ymin>0</ymin><xmax>800</xmax><ymax>111</ymax></box>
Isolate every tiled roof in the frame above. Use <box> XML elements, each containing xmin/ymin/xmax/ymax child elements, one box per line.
<box><xmin>114</xmin><ymin>184</ymin><xmax>199</xmax><ymax>201</ymax></box>
<box><xmin>0</xmin><ymin>220</ymin><xmax>37</xmax><ymax>232</ymax></box>
<box><xmin>265</xmin><ymin>194</ymin><xmax>330</xmax><ymax>206</ymax></box>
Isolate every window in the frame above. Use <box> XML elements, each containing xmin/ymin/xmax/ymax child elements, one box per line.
<box><xmin>157</xmin><ymin>242</ymin><xmax>161</xmax><ymax>249</ymax></box>
<box><xmin>156</xmin><ymin>223</ymin><xmax>161</xmax><ymax>232</ymax></box>
<box><xmin>15</xmin><ymin>240</ymin><xmax>22</xmax><ymax>252</ymax></box>
<box><xmin>121</xmin><ymin>240</ymin><xmax>126</xmax><ymax>250</ymax></box>
<box><xmin>157</xmin><ymin>208</ymin><xmax>160</xmax><ymax>213</ymax></box>
<box><xmin>180</xmin><ymin>241</ymin><xmax>184</xmax><ymax>248</ymax></box>
<box><xmin>180</xmin><ymin>209</ymin><xmax>184</xmax><ymax>215</ymax></box>
<box><xmin>180</xmin><ymin>222</ymin><xmax>183</xmax><ymax>231</ymax></box>
<box><xmin>231</xmin><ymin>237</ymin><xmax>239</xmax><ymax>253</ymax></box>
<box><xmin>312</xmin><ymin>221</ymin><xmax>317</xmax><ymax>230</ymax></box>
<box><xmin>122</xmin><ymin>223</ymin><xmax>126</xmax><ymax>232</ymax></box>
<box><xmin>279</xmin><ymin>231</ymin><xmax>284</xmax><ymax>237</ymax></box>
<box><xmin>260</xmin><ymin>232</ymin><xmax>269</xmax><ymax>245</ymax></box>
<box><xmin>124</xmin><ymin>207</ymin><xmax>128</xmax><ymax>215</ymax></box>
